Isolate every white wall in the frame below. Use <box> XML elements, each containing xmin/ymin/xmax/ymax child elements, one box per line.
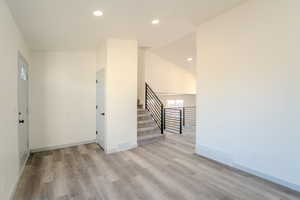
<box><xmin>137</xmin><ymin>47</ymin><xmax>146</xmax><ymax>105</ymax></box>
<box><xmin>196</xmin><ymin>0</ymin><xmax>300</xmax><ymax>191</ymax></box>
<box><xmin>159</xmin><ymin>94</ymin><xmax>196</xmax><ymax>107</ymax></box>
<box><xmin>105</xmin><ymin>39</ymin><xmax>138</xmax><ymax>153</ymax></box>
<box><xmin>0</xmin><ymin>0</ymin><xmax>30</xmax><ymax>199</ymax></box>
<box><xmin>96</xmin><ymin>41</ymin><xmax>107</xmax><ymax>71</ymax></box>
<box><xmin>30</xmin><ymin>51</ymin><xmax>96</xmax><ymax>150</ymax></box>
<box><xmin>145</xmin><ymin>51</ymin><xmax>196</xmax><ymax>94</ymax></box>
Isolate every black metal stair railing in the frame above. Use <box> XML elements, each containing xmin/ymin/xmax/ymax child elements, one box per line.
<box><xmin>164</xmin><ymin>108</ymin><xmax>183</xmax><ymax>134</ymax></box>
<box><xmin>145</xmin><ymin>83</ymin><xmax>164</xmax><ymax>134</ymax></box>
<box><xmin>181</xmin><ymin>106</ymin><xmax>196</xmax><ymax>129</ymax></box>
<box><xmin>164</xmin><ymin>106</ymin><xmax>196</xmax><ymax>134</ymax></box>
<box><xmin>145</xmin><ymin>83</ymin><xmax>195</xmax><ymax>135</ymax></box>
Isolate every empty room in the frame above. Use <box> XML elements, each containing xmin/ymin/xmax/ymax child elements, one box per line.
<box><xmin>0</xmin><ymin>0</ymin><xmax>299</xmax><ymax>199</ymax></box>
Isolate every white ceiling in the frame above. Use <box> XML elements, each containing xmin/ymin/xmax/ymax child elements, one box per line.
<box><xmin>7</xmin><ymin>0</ymin><xmax>246</xmax><ymax>51</ymax></box>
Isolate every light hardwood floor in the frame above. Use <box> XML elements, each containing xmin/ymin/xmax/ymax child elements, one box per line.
<box><xmin>14</xmin><ymin>132</ymin><xmax>300</xmax><ymax>200</ymax></box>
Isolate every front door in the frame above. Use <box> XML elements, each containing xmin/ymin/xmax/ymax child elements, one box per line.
<box><xmin>96</xmin><ymin>70</ymin><xmax>105</xmax><ymax>149</ymax></box>
<box><xmin>17</xmin><ymin>53</ymin><xmax>29</xmax><ymax>169</ymax></box>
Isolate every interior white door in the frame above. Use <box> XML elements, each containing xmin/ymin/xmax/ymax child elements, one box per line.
<box><xmin>96</xmin><ymin>70</ymin><xmax>105</xmax><ymax>149</ymax></box>
<box><xmin>17</xmin><ymin>53</ymin><xmax>29</xmax><ymax>169</ymax></box>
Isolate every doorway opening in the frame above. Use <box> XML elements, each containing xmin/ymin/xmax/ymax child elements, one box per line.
<box><xmin>96</xmin><ymin>69</ymin><xmax>106</xmax><ymax>150</ymax></box>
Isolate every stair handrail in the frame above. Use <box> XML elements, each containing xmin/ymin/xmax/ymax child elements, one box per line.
<box><xmin>145</xmin><ymin>83</ymin><xmax>164</xmax><ymax>134</ymax></box>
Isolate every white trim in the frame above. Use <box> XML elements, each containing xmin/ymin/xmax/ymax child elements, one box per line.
<box><xmin>233</xmin><ymin>164</ymin><xmax>300</xmax><ymax>193</ymax></box>
<box><xmin>105</xmin><ymin>142</ymin><xmax>137</xmax><ymax>154</ymax></box>
<box><xmin>9</xmin><ymin>151</ymin><xmax>30</xmax><ymax>200</ymax></box>
<box><xmin>30</xmin><ymin>139</ymin><xmax>96</xmax><ymax>153</ymax></box>
<box><xmin>196</xmin><ymin>145</ymin><xmax>234</xmax><ymax>167</ymax></box>
<box><xmin>196</xmin><ymin>145</ymin><xmax>300</xmax><ymax>193</ymax></box>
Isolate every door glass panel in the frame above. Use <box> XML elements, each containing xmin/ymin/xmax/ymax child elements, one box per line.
<box><xmin>20</xmin><ymin>64</ymin><xmax>28</xmax><ymax>80</ymax></box>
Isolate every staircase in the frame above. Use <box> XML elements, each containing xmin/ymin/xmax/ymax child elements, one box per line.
<box><xmin>137</xmin><ymin>105</ymin><xmax>165</xmax><ymax>145</ymax></box>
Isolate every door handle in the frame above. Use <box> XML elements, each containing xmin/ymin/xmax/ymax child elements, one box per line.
<box><xmin>101</xmin><ymin>113</ymin><xmax>105</xmax><ymax>116</ymax></box>
<box><xmin>19</xmin><ymin>120</ymin><xmax>25</xmax><ymax>124</ymax></box>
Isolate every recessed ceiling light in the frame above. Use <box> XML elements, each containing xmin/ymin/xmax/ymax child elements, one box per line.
<box><xmin>151</xmin><ymin>19</ymin><xmax>160</xmax><ymax>25</ymax></box>
<box><xmin>93</xmin><ymin>10</ymin><xmax>103</xmax><ymax>17</ymax></box>
<box><xmin>187</xmin><ymin>58</ymin><xmax>193</xmax><ymax>62</ymax></box>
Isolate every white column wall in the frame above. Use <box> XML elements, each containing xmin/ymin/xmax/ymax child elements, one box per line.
<box><xmin>104</xmin><ymin>39</ymin><xmax>138</xmax><ymax>153</ymax></box>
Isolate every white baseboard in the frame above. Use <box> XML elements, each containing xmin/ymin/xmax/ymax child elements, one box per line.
<box><xmin>233</xmin><ymin>163</ymin><xmax>300</xmax><ymax>193</ymax></box>
<box><xmin>105</xmin><ymin>142</ymin><xmax>137</xmax><ymax>154</ymax></box>
<box><xmin>30</xmin><ymin>139</ymin><xmax>96</xmax><ymax>153</ymax></box>
<box><xmin>196</xmin><ymin>145</ymin><xmax>300</xmax><ymax>193</ymax></box>
<box><xmin>196</xmin><ymin>145</ymin><xmax>234</xmax><ymax>167</ymax></box>
<box><xmin>9</xmin><ymin>151</ymin><xmax>30</xmax><ymax>200</ymax></box>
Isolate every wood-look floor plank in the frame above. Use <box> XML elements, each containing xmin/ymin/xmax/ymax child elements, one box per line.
<box><xmin>14</xmin><ymin>132</ymin><xmax>300</xmax><ymax>200</ymax></box>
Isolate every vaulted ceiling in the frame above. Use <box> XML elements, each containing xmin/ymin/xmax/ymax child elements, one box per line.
<box><xmin>7</xmin><ymin>0</ymin><xmax>246</xmax><ymax>51</ymax></box>
<box><xmin>152</xmin><ymin>33</ymin><xmax>196</xmax><ymax>73</ymax></box>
